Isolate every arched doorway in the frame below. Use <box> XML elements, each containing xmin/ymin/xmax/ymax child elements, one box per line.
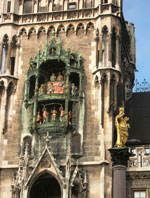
<box><xmin>30</xmin><ymin>173</ymin><xmax>61</xmax><ymax>198</ymax></box>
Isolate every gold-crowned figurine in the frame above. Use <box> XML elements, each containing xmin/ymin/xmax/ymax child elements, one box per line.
<box><xmin>115</xmin><ymin>107</ymin><xmax>130</xmax><ymax>147</ymax></box>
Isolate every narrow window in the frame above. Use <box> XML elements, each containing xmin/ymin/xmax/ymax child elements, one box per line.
<box><xmin>10</xmin><ymin>57</ymin><xmax>15</xmax><ymax>75</ymax></box>
<box><xmin>102</xmin><ymin>26</ymin><xmax>108</xmax><ymax>67</ymax></box>
<box><xmin>0</xmin><ymin>82</ymin><xmax>4</xmax><ymax>115</ymax></box>
<box><xmin>138</xmin><ymin>154</ymin><xmax>142</xmax><ymax>168</ymax></box>
<box><xmin>112</xmin><ymin>27</ymin><xmax>116</xmax><ymax>67</ymax></box>
<box><xmin>38</xmin><ymin>0</ymin><xmax>48</xmax><ymax>12</ymax></box>
<box><xmin>1</xmin><ymin>44</ymin><xmax>6</xmax><ymax>73</ymax></box>
<box><xmin>7</xmin><ymin>1</ymin><xmax>11</xmax><ymax>13</ymax></box>
<box><xmin>52</xmin><ymin>0</ymin><xmax>56</xmax><ymax>11</ymax></box>
<box><xmin>5</xmin><ymin>82</ymin><xmax>13</xmax><ymax>132</ymax></box>
<box><xmin>134</xmin><ymin>191</ymin><xmax>146</xmax><ymax>198</ymax></box>
<box><xmin>23</xmin><ymin>0</ymin><xmax>32</xmax><ymax>14</ymax></box>
<box><xmin>68</xmin><ymin>3</ymin><xmax>76</xmax><ymax>10</ymax></box>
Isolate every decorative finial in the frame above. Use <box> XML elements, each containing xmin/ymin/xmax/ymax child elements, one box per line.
<box><xmin>44</xmin><ymin>131</ymin><xmax>51</xmax><ymax>145</ymax></box>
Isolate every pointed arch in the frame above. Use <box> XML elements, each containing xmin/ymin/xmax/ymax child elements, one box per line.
<box><xmin>19</xmin><ymin>28</ymin><xmax>27</xmax><ymax>36</ymax></box>
<box><xmin>56</xmin><ymin>24</ymin><xmax>65</xmax><ymax>37</ymax></box>
<box><xmin>86</xmin><ymin>22</ymin><xmax>94</xmax><ymax>35</ymax></box>
<box><xmin>28</xmin><ymin>171</ymin><xmax>62</xmax><ymax>198</ymax></box>
<box><xmin>66</xmin><ymin>24</ymin><xmax>75</xmax><ymax>36</ymax></box>
<box><xmin>37</xmin><ymin>26</ymin><xmax>46</xmax><ymax>38</ymax></box>
<box><xmin>3</xmin><ymin>34</ymin><xmax>9</xmax><ymax>44</ymax></box>
<box><xmin>28</xmin><ymin>27</ymin><xmax>36</xmax><ymax>39</ymax></box>
<box><xmin>47</xmin><ymin>25</ymin><xmax>55</xmax><ymax>37</ymax></box>
<box><xmin>11</xmin><ymin>35</ymin><xmax>17</xmax><ymax>48</ymax></box>
<box><xmin>102</xmin><ymin>25</ymin><xmax>108</xmax><ymax>33</ymax></box>
<box><xmin>76</xmin><ymin>23</ymin><xmax>84</xmax><ymax>35</ymax></box>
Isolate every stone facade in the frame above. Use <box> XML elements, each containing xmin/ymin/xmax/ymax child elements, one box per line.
<box><xmin>0</xmin><ymin>0</ymin><xmax>136</xmax><ymax>198</ymax></box>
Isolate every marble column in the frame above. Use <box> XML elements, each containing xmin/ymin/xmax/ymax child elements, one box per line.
<box><xmin>109</xmin><ymin>147</ymin><xmax>130</xmax><ymax>198</ymax></box>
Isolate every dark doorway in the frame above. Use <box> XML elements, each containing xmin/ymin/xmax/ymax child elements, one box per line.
<box><xmin>30</xmin><ymin>173</ymin><xmax>61</xmax><ymax>198</ymax></box>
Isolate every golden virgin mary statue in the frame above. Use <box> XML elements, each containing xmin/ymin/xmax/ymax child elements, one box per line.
<box><xmin>115</xmin><ymin>107</ymin><xmax>130</xmax><ymax>147</ymax></box>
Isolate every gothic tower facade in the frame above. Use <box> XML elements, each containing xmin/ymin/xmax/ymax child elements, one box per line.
<box><xmin>0</xmin><ymin>0</ymin><xmax>136</xmax><ymax>198</ymax></box>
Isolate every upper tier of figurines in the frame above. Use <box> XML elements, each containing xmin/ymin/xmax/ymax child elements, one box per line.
<box><xmin>38</xmin><ymin>72</ymin><xmax>79</xmax><ymax>97</ymax></box>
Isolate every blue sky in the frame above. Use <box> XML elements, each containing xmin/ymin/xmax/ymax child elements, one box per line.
<box><xmin>123</xmin><ymin>0</ymin><xmax>150</xmax><ymax>84</ymax></box>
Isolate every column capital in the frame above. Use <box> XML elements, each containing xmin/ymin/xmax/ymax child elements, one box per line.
<box><xmin>109</xmin><ymin>147</ymin><xmax>131</xmax><ymax>167</ymax></box>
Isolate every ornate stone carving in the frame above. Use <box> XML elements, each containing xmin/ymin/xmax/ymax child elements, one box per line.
<box><xmin>14</xmin><ymin>15</ymin><xmax>19</xmax><ymax>23</ymax></box>
<box><xmin>53</xmin><ymin>13</ymin><xmax>61</xmax><ymax>20</ymax></box>
<box><xmin>83</xmin><ymin>10</ymin><xmax>92</xmax><ymax>17</ymax></box>
<box><xmin>112</xmin><ymin>6</ymin><xmax>119</xmax><ymax>13</ymax></box>
<box><xmin>127</xmin><ymin>172</ymin><xmax>150</xmax><ymax>180</ymax></box>
<box><xmin>129</xmin><ymin>147</ymin><xmax>150</xmax><ymax>169</ymax></box>
<box><xmin>41</xmin><ymin>153</ymin><xmax>51</xmax><ymax>168</ymax></box>
<box><xmin>23</xmin><ymin>16</ymin><xmax>32</xmax><ymax>23</ymax></box>
<box><xmin>101</xmin><ymin>5</ymin><xmax>109</xmax><ymax>12</ymax></box>
<box><xmin>3</xmin><ymin>13</ymin><xmax>11</xmax><ymax>20</ymax></box>
<box><xmin>37</xmin><ymin>14</ymin><xmax>46</xmax><ymax>22</ymax></box>
<box><xmin>109</xmin><ymin>147</ymin><xmax>131</xmax><ymax>167</ymax></box>
<box><xmin>67</xmin><ymin>11</ymin><xmax>77</xmax><ymax>19</ymax></box>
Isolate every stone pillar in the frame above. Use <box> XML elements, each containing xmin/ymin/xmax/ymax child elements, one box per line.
<box><xmin>99</xmin><ymin>34</ymin><xmax>103</xmax><ymax>64</ymax></box>
<box><xmin>108</xmin><ymin>33</ymin><xmax>112</xmax><ymax>67</ymax></box>
<box><xmin>1</xmin><ymin>85</ymin><xmax>8</xmax><ymax>134</ymax></box>
<box><xmin>109</xmin><ymin>147</ymin><xmax>130</xmax><ymax>198</ymax></box>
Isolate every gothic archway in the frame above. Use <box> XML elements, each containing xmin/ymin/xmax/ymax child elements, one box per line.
<box><xmin>30</xmin><ymin>173</ymin><xmax>61</xmax><ymax>198</ymax></box>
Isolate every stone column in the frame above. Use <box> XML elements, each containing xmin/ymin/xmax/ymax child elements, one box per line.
<box><xmin>109</xmin><ymin>147</ymin><xmax>130</xmax><ymax>198</ymax></box>
<box><xmin>99</xmin><ymin>34</ymin><xmax>103</xmax><ymax>65</ymax></box>
<box><xmin>0</xmin><ymin>43</ymin><xmax>3</xmax><ymax>72</ymax></box>
<box><xmin>108</xmin><ymin>33</ymin><xmax>112</xmax><ymax>67</ymax></box>
<box><xmin>1</xmin><ymin>85</ymin><xmax>8</xmax><ymax>134</ymax></box>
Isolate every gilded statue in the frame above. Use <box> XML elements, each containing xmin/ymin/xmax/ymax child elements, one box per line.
<box><xmin>115</xmin><ymin>107</ymin><xmax>130</xmax><ymax>147</ymax></box>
